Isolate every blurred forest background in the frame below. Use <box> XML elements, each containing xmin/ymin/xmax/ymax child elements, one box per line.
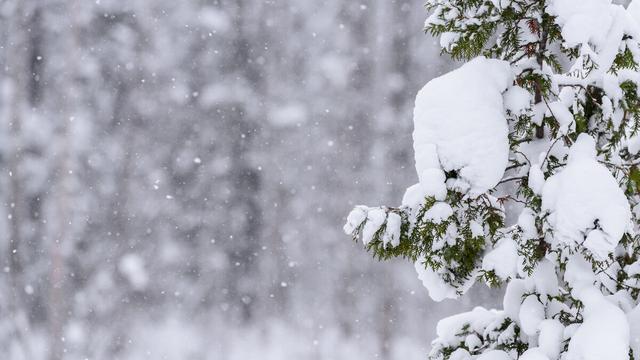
<box><xmin>0</xmin><ymin>0</ymin><xmax>499</xmax><ymax>359</ymax></box>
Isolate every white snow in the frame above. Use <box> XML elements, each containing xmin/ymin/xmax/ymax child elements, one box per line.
<box><xmin>343</xmin><ymin>206</ymin><xmax>368</xmax><ymax>235</ymax></box>
<box><xmin>564</xmin><ymin>253</ymin><xmax>596</xmax><ymax>291</ymax></box>
<box><xmin>415</xmin><ymin>259</ymin><xmax>458</xmax><ymax>302</ymax></box>
<box><xmin>413</xmin><ymin>56</ymin><xmax>512</xmax><ymax>196</ymax></box>
<box><xmin>477</xmin><ymin>350</ymin><xmax>512</xmax><ymax>360</ymax></box>
<box><xmin>538</xmin><ymin>319</ymin><xmax>564</xmax><ymax>359</ymax></box>
<box><xmin>630</xmin><ymin>0</ymin><xmax>640</xmax><ymax>26</ymax></box>
<box><xmin>464</xmin><ymin>334</ymin><xmax>482</xmax><ymax>351</ymax></box>
<box><xmin>424</xmin><ymin>202</ymin><xmax>454</xmax><ymax>223</ymax></box>
<box><xmin>482</xmin><ymin>238</ymin><xmax>518</xmax><ymax>280</ymax></box>
<box><xmin>627</xmin><ymin>260</ymin><xmax>640</xmax><ymax>277</ymax></box>
<box><xmin>566</xmin><ymin>286</ymin><xmax>630</xmax><ymax>360</ymax></box>
<box><xmin>628</xmin><ymin>304</ymin><xmax>640</xmax><ymax>357</ymax></box>
<box><xmin>435</xmin><ymin>307</ymin><xmax>501</xmax><ymax>344</ymax></box>
<box><xmin>470</xmin><ymin>221</ymin><xmax>484</xmax><ymax>238</ymax></box>
<box><xmin>520</xmin><ymin>348</ymin><xmax>550</xmax><ymax>360</ymax></box>
<box><xmin>344</xmin><ymin>206</ymin><xmax>401</xmax><ymax>248</ymax></box>
<box><xmin>603</xmin><ymin>73</ymin><xmax>624</xmax><ymax>101</ymax></box>
<box><xmin>628</xmin><ymin>135</ymin><xmax>640</xmax><ymax>155</ymax></box>
<box><xmin>503</xmin><ymin>279</ymin><xmax>530</xmax><ymax>320</ymax></box>
<box><xmin>504</xmin><ymin>85</ymin><xmax>532</xmax><ymax>115</ymax></box>
<box><xmin>362</xmin><ymin>208</ymin><xmax>387</xmax><ymax>246</ymax></box>
<box><xmin>549</xmin><ymin>0</ymin><xmax>635</xmax><ymax>75</ymax></box>
<box><xmin>410</xmin><ymin>2</ymin><xmax>640</xmax><ymax>360</ymax></box>
<box><xmin>547</xmin><ymin>101</ymin><xmax>574</xmax><ymax>134</ymax></box>
<box><xmin>519</xmin><ymin>295</ymin><xmax>545</xmax><ymax>336</ymax></box>
<box><xmin>419</xmin><ymin>168</ymin><xmax>448</xmax><ymax>201</ymax></box>
<box><xmin>447</xmin><ymin>349</ymin><xmax>472</xmax><ymax>360</ymax></box>
<box><xmin>383</xmin><ymin>213</ymin><xmax>402</xmax><ymax>248</ymax></box>
<box><xmin>528</xmin><ymin>164</ymin><xmax>545</xmax><ymax>195</ymax></box>
<box><xmin>518</xmin><ymin>208</ymin><xmax>538</xmax><ymax>240</ymax></box>
<box><xmin>549</xmin><ymin>0</ymin><xmax>618</xmax><ymax>48</ymax></box>
<box><xmin>541</xmin><ymin>134</ymin><xmax>631</xmax><ymax>259</ymax></box>
<box><xmin>439</xmin><ymin>32</ymin><xmax>461</xmax><ymax>51</ymax></box>
<box><xmin>532</xmin><ymin>260</ymin><xmax>559</xmax><ymax>297</ymax></box>
<box><xmin>402</xmin><ymin>183</ymin><xmax>428</xmax><ymax>208</ymax></box>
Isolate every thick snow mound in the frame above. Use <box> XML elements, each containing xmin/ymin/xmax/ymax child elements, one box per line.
<box><xmin>549</xmin><ymin>0</ymin><xmax>639</xmax><ymax>74</ymax></box>
<box><xmin>542</xmin><ymin>134</ymin><xmax>631</xmax><ymax>259</ymax></box>
<box><xmin>413</xmin><ymin>57</ymin><xmax>512</xmax><ymax>196</ymax></box>
<box><xmin>550</xmin><ymin>0</ymin><xmax>619</xmax><ymax>47</ymax></box>
<box><xmin>566</xmin><ymin>286</ymin><xmax>629</xmax><ymax>360</ymax></box>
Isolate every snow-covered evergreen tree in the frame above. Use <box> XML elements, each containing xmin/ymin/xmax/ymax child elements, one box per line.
<box><xmin>345</xmin><ymin>1</ymin><xmax>640</xmax><ymax>359</ymax></box>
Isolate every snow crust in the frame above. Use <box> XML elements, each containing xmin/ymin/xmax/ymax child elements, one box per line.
<box><xmin>413</xmin><ymin>57</ymin><xmax>512</xmax><ymax>196</ymax></box>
